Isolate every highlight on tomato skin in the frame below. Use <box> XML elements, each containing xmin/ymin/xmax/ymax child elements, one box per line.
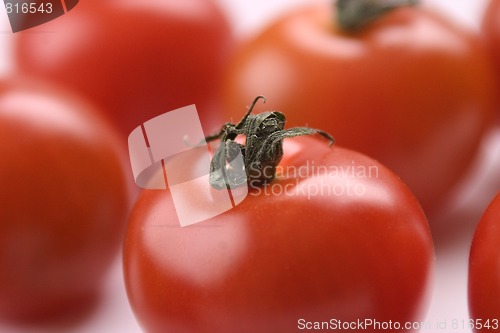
<box><xmin>222</xmin><ymin>1</ymin><xmax>496</xmax><ymax>218</ymax></box>
<box><xmin>123</xmin><ymin>135</ymin><xmax>435</xmax><ymax>333</ymax></box>
<box><xmin>0</xmin><ymin>77</ymin><xmax>132</xmax><ymax>322</ymax></box>
<box><xmin>468</xmin><ymin>193</ymin><xmax>500</xmax><ymax>333</ymax></box>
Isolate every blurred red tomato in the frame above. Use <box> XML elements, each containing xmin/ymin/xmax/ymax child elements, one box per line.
<box><xmin>13</xmin><ymin>0</ymin><xmax>234</xmax><ymax>139</ymax></box>
<box><xmin>0</xmin><ymin>78</ymin><xmax>131</xmax><ymax>321</ymax></box>
<box><xmin>483</xmin><ymin>0</ymin><xmax>500</xmax><ymax>110</ymax></box>
<box><xmin>223</xmin><ymin>3</ymin><xmax>496</xmax><ymax>216</ymax></box>
<box><xmin>469</xmin><ymin>192</ymin><xmax>500</xmax><ymax>333</ymax></box>
<box><xmin>124</xmin><ymin>136</ymin><xmax>434</xmax><ymax>333</ymax></box>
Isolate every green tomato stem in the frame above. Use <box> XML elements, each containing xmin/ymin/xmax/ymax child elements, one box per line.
<box><xmin>336</xmin><ymin>0</ymin><xmax>419</xmax><ymax>32</ymax></box>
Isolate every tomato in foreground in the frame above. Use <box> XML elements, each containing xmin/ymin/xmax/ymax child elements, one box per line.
<box><xmin>468</xmin><ymin>193</ymin><xmax>500</xmax><ymax>333</ymax></box>
<box><xmin>13</xmin><ymin>0</ymin><xmax>234</xmax><ymax>138</ymax></box>
<box><xmin>222</xmin><ymin>2</ymin><xmax>495</xmax><ymax>215</ymax></box>
<box><xmin>0</xmin><ymin>78</ymin><xmax>131</xmax><ymax>321</ymax></box>
<box><xmin>124</xmin><ymin>135</ymin><xmax>434</xmax><ymax>333</ymax></box>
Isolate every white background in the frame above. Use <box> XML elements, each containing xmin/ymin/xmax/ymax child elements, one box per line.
<box><xmin>0</xmin><ymin>0</ymin><xmax>499</xmax><ymax>332</ymax></box>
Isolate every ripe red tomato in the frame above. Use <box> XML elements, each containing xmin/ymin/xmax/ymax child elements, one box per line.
<box><xmin>0</xmin><ymin>78</ymin><xmax>131</xmax><ymax>321</ymax></box>
<box><xmin>483</xmin><ymin>0</ymin><xmax>500</xmax><ymax>106</ymax></box>
<box><xmin>124</xmin><ymin>135</ymin><xmax>434</xmax><ymax>333</ymax></box>
<box><xmin>468</xmin><ymin>192</ymin><xmax>500</xmax><ymax>333</ymax></box>
<box><xmin>222</xmin><ymin>3</ymin><xmax>496</xmax><ymax>215</ymax></box>
<box><xmin>13</xmin><ymin>0</ymin><xmax>234</xmax><ymax>138</ymax></box>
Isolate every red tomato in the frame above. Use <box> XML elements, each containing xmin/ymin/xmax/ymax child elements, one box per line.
<box><xmin>468</xmin><ymin>192</ymin><xmax>500</xmax><ymax>333</ymax></box>
<box><xmin>222</xmin><ymin>3</ymin><xmax>496</xmax><ymax>216</ymax></box>
<box><xmin>483</xmin><ymin>0</ymin><xmax>500</xmax><ymax>108</ymax></box>
<box><xmin>0</xmin><ymin>78</ymin><xmax>131</xmax><ymax>321</ymax></box>
<box><xmin>124</xmin><ymin>135</ymin><xmax>434</xmax><ymax>333</ymax></box>
<box><xmin>13</xmin><ymin>0</ymin><xmax>234</xmax><ymax>138</ymax></box>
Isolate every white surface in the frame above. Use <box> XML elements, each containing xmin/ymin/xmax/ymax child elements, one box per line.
<box><xmin>0</xmin><ymin>0</ymin><xmax>498</xmax><ymax>332</ymax></box>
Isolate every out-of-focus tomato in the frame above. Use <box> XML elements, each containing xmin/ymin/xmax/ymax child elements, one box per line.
<box><xmin>0</xmin><ymin>78</ymin><xmax>131</xmax><ymax>321</ymax></box>
<box><xmin>124</xmin><ymin>135</ymin><xmax>434</xmax><ymax>333</ymax></box>
<box><xmin>13</xmin><ymin>0</ymin><xmax>234</xmax><ymax>139</ymax></box>
<box><xmin>468</xmin><ymin>192</ymin><xmax>500</xmax><ymax>333</ymax></box>
<box><xmin>222</xmin><ymin>2</ymin><xmax>496</xmax><ymax>216</ymax></box>
<box><xmin>483</xmin><ymin>0</ymin><xmax>500</xmax><ymax>109</ymax></box>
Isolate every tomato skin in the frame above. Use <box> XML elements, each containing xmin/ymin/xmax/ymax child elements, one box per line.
<box><xmin>13</xmin><ymin>0</ymin><xmax>234</xmax><ymax>138</ymax></box>
<box><xmin>483</xmin><ymin>0</ymin><xmax>500</xmax><ymax>108</ymax></box>
<box><xmin>124</xmin><ymin>136</ymin><xmax>434</xmax><ymax>333</ymax></box>
<box><xmin>0</xmin><ymin>78</ymin><xmax>131</xmax><ymax>320</ymax></box>
<box><xmin>468</xmin><ymin>193</ymin><xmax>500</xmax><ymax>333</ymax></box>
<box><xmin>222</xmin><ymin>4</ymin><xmax>496</xmax><ymax>215</ymax></box>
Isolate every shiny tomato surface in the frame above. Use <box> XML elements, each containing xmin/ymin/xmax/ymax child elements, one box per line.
<box><xmin>124</xmin><ymin>136</ymin><xmax>434</xmax><ymax>333</ymax></box>
<box><xmin>0</xmin><ymin>78</ymin><xmax>131</xmax><ymax>321</ymax></box>
<box><xmin>223</xmin><ymin>3</ymin><xmax>496</xmax><ymax>215</ymax></box>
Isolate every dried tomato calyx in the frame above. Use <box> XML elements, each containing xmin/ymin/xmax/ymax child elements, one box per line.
<box><xmin>336</xmin><ymin>0</ymin><xmax>419</xmax><ymax>32</ymax></box>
